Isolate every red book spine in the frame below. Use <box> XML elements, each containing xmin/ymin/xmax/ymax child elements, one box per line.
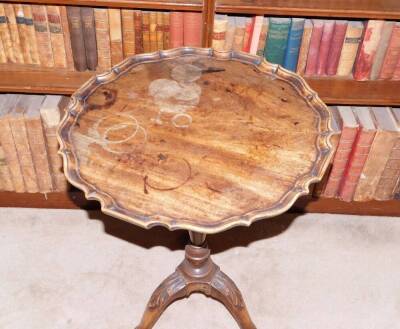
<box><xmin>338</xmin><ymin>129</ymin><xmax>376</xmax><ymax>202</ymax></box>
<box><xmin>378</xmin><ymin>23</ymin><xmax>400</xmax><ymax>80</ymax></box>
<box><xmin>242</xmin><ymin>17</ymin><xmax>255</xmax><ymax>53</ymax></box>
<box><xmin>323</xmin><ymin>126</ymin><xmax>359</xmax><ymax>198</ymax></box>
<box><xmin>353</xmin><ymin>20</ymin><xmax>384</xmax><ymax>81</ymax></box>
<box><xmin>326</xmin><ymin>21</ymin><xmax>348</xmax><ymax>75</ymax></box>
<box><xmin>305</xmin><ymin>20</ymin><xmax>323</xmax><ymax>76</ymax></box>
<box><xmin>170</xmin><ymin>11</ymin><xmax>183</xmax><ymax>48</ymax></box>
<box><xmin>392</xmin><ymin>56</ymin><xmax>400</xmax><ymax>80</ymax></box>
<box><xmin>317</xmin><ymin>20</ymin><xmax>335</xmax><ymax>75</ymax></box>
<box><xmin>183</xmin><ymin>12</ymin><xmax>202</xmax><ymax>47</ymax></box>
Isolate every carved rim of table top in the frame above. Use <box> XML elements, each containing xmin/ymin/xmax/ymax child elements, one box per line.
<box><xmin>57</xmin><ymin>47</ymin><xmax>335</xmax><ymax>234</ymax></box>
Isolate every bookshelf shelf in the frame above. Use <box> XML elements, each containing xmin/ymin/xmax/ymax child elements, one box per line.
<box><xmin>5</xmin><ymin>0</ymin><xmax>203</xmax><ymax>11</ymax></box>
<box><xmin>0</xmin><ymin>191</ymin><xmax>398</xmax><ymax>216</ymax></box>
<box><xmin>215</xmin><ymin>0</ymin><xmax>400</xmax><ymax>19</ymax></box>
<box><xmin>1</xmin><ymin>68</ymin><xmax>400</xmax><ymax>106</ymax></box>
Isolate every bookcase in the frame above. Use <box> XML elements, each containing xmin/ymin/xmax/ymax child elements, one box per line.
<box><xmin>1</xmin><ymin>0</ymin><xmax>399</xmax><ymax>216</ymax></box>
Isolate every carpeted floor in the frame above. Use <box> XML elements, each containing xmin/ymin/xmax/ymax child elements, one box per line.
<box><xmin>0</xmin><ymin>208</ymin><xmax>399</xmax><ymax>329</ymax></box>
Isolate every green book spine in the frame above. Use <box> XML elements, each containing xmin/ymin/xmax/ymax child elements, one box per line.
<box><xmin>264</xmin><ymin>17</ymin><xmax>291</xmax><ymax>65</ymax></box>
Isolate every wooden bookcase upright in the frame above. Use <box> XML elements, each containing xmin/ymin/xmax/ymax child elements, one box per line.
<box><xmin>0</xmin><ymin>0</ymin><xmax>399</xmax><ymax>215</ymax></box>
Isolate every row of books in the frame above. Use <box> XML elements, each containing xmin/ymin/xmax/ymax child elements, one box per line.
<box><xmin>314</xmin><ymin>106</ymin><xmax>400</xmax><ymax>202</ymax></box>
<box><xmin>213</xmin><ymin>16</ymin><xmax>400</xmax><ymax>81</ymax></box>
<box><xmin>0</xmin><ymin>94</ymin><xmax>69</xmax><ymax>193</ymax></box>
<box><xmin>0</xmin><ymin>3</ymin><xmax>203</xmax><ymax>71</ymax></box>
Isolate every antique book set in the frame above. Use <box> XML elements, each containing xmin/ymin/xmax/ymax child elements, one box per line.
<box><xmin>57</xmin><ymin>48</ymin><xmax>334</xmax><ymax>328</ymax></box>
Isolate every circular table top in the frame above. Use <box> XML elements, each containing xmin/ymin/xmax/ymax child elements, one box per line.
<box><xmin>58</xmin><ymin>48</ymin><xmax>334</xmax><ymax>234</ymax></box>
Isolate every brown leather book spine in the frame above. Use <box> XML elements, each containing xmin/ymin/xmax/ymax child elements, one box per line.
<box><xmin>59</xmin><ymin>6</ymin><xmax>74</xmax><ymax>70</ymax></box>
<box><xmin>156</xmin><ymin>11</ymin><xmax>164</xmax><ymax>50</ymax></box>
<box><xmin>108</xmin><ymin>8</ymin><xmax>123</xmax><ymax>65</ymax></box>
<box><xmin>122</xmin><ymin>9</ymin><xmax>135</xmax><ymax>57</ymax></box>
<box><xmin>170</xmin><ymin>11</ymin><xmax>183</xmax><ymax>48</ymax></box>
<box><xmin>163</xmin><ymin>12</ymin><xmax>170</xmax><ymax>50</ymax></box>
<box><xmin>10</xmin><ymin>114</ymin><xmax>38</xmax><ymax>193</ymax></box>
<box><xmin>183</xmin><ymin>12</ymin><xmax>202</xmax><ymax>47</ymax></box>
<box><xmin>22</xmin><ymin>5</ymin><xmax>40</xmax><ymax>65</ymax></box>
<box><xmin>13</xmin><ymin>4</ymin><xmax>32</xmax><ymax>64</ymax></box>
<box><xmin>378</xmin><ymin>23</ymin><xmax>400</xmax><ymax>80</ymax></box>
<box><xmin>66</xmin><ymin>6</ymin><xmax>87</xmax><ymax>71</ymax></box>
<box><xmin>149</xmin><ymin>12</ymin><xmax>157</xmax><ymax>52</ymax></box>
<box><xmin>142</xmin><ymin>11</ymin><xmax>150</xmax><ymax>53</ymax></box>
<box><xmin>0</xmin><ymin>34</ymin><xmax>6</xmax><ymax>63</ymax></box>
<box><xmin>32</xmin><ymin>5</ymin><xmax>54</xmax><ymax>68</ymax></box>
<box><xmin>133</xmin><ymin>10</ymin><xmax>143</xmax><ymax>54</ymax></box>
<box><xmin>374</xmin><ymin>138</ymin><xmax>400</xmax><ymax>200</ymax></box>
<box><xmin>0</xmin><ymin>146</ymin><xmax>14</xmax><ymax>191</ymax></box>
<box><xmin>4</xmin><ymin>4</ymin><xmax>24</xmax><ymax>63</ymax></box>
<box><xmin>0</xmin><ymin>4</ymin><xmax>15</xmax><ymax>62</ymax></box>
<box><xmin>25</xmin><ymin>115</ymin><xmax>53</xmax><ymax>192</ymax></box>
<box><xmin>81</xmin><ymin>7</ymin><xmax>97</xmax><ymax>71</ymax></box>
<box><xmin>47</xmin><ymin>5</ymin><xmax>67</xmax><ymax>68</ymax></box>
<box><xmin>94</xmin><ymin>8</ymin><xmax>111</xmax><ymax>71</ymax></box>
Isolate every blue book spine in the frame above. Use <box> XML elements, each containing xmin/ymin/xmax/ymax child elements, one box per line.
<box><xmin>283</xmin><ymin>18</ymin><xmax>305</xmax><ymax>71</ymax></box>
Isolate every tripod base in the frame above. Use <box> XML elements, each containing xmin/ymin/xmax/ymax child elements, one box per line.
<box><xmin>135</xmin><ymin>244</ymin><xmax>256</xmax><ymax>329</ymax></box>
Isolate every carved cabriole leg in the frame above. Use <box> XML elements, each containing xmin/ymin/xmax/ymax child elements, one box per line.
<box><xmin>136</xmin><ymin>239</ymin><xmax>256</xmax><ymax>329</ymax></box>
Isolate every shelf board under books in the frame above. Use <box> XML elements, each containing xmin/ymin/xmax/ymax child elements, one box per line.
<box><xmin>216</xmin><ymin>0</ymin><xmax>400</xmax><ymax>19</ymax></box>
<box><xmin>1</xmin><ymin>68</ymin><xmax>400</xmax><ymax>106</ymax></box>
<box><xmin>4</xmin><ymin>0</ymin><xmax>203</xmax><ymax>11</ymax></box>
<box><xmin>0</xmin><ymin>191</ymin><xmax>398</xmax><ymax>216</ymax></box>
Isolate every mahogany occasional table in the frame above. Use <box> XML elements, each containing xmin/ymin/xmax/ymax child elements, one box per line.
<box><xmin>58</xmin><ymin>48</ymin><xmax>334</xmax><ymax>328</ymax></box>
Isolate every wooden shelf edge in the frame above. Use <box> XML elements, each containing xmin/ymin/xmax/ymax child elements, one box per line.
<box><xmin>216</xmin><ymin>5</ymin><xmax>400</xmax><ymax>20</ymax></box>
<box><xmin>1</xmin><ymin>69</ymin><xmax>400</xmax><ymax>106</ymax></box>
<box><xmin>4</xmin><ymin>0</ymin><xmax>203</xmax><ymax>11</ymax></box>
<box><xmin>0</xmin><ymin>191</ymin><xmax>398</xmax><ymax>217</ymax></box>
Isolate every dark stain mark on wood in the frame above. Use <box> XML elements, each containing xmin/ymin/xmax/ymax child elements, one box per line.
<box><xmin>85</xmin><ymin>88</ymin><xmax>118</xmax><ymax>111</ymax></box>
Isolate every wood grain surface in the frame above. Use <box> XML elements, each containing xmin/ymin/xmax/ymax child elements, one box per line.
<box><xmin>58</xmin><ymin>48</ymin><xmax>334</xmax><ymax>233</ymax></box>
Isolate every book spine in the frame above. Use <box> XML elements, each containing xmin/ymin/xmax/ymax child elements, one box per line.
<box><xmin>45</xmin><ymin>125</ymin><xmax>68</xmax><ymax>191</ymax></box>
<box><xmin>242</xmin><ymin>17</ymin><xmax>254</xmax><ymax>53</ymax></box>
<box><xmin>47</xmin><ymin>5</ymin><xmax>67</xmax><ymax>68</ymax></box>
<box><xmin>232</xmin><ymin>22</ymin><xmax>245</xmax><ymax>52</ymax></box>
<box><xmin>22</xmin><ymin>5</ymin><xmax>41</xmax><ymax>65</ymax></box>
<box><xmin>0</xmin><ymin>118</ymin><xmax>25</xmax><ymax>192</ymax></box>
<box><xmin>32</xmin><ymin>5</ymin><xmax>54</xmax><ymax>68</ymax></box>
<box><xmin>141</xmin><ymin>11</ymin><xmax>151</xmax><ymax>52</ymax></box>
<box><xmin>296</xmin><ymin>19</ymin><xmax>312</xmax><ymax>75</ymax></box>
<box><xmin>4</xmin><ymin>4</ymin><xmax>24</xmax><ymax>63</ymax></box>
<box><xmin>59</xmin><ymin>6</ymin><xmax>74</xmax><ymax>70</ymax></box>
<box><xmin>183</xmin><ymin>12</ymin><xmax>202</xmax><ymax>47</ymax></box>
<box><xmin>354</xmin><ymin>20</ymin><xmax>384</xmax><ymax>81</ymax></box>
<box><xmin>392</xmin><ymin>56</ymin><xmax>400</xmax><ymax>80</ymax></box>
<box><xmin>81</xmin><ymin>7</ymin><xmax>97</xmax><ymax>70</ymax></box>
<box><xmin>370</xmin><ymin>21</ymin><xmax>394</xmax><ymax>80</ymax></box>
<box><xmin>336</xmin><ymin>22</ymin><xmax>364</xmax><ymax>77</ymax></box>
<box><xmin>13</xmin><ymin>4</ymin><xmax>32</xmax><ymax>64</ymax></box>
<box><xmin>305</xmin><ymin>20</ymin><xmax>323</xmax><ymax>76</ymax></box>
<box><xmin>0</xmin><ymin>146</ymin><xmax>14</xmax><ymax>191</ymax></box>
<box><xmin>156</xmin><ymin>12</ymin><xmax>164</xmax><ymax>50</ymax></box>
<box><xmin>212</xmin><ymin>17</ymin><xmax>228</xmax><ymax>51</ymax></box>
<box><xmin>249</xmin><ymin>16</ymin><xmax>263</xmax><ymax>55</ymax></box>
<box><xmin>108</xmin><ymin>8</ymin><xmax>123</xmax><ymax>65</ymax></box>
<box><xmin>264</xmin><ymin>18</ymin><xmax>291</xmax><ymax>66</ymax></box>
<box><xmin>316</xmin><ymin>20</ymin><xmax>335</xmax><ymax>76</ymax></box>
<box><xmin>256</xmin><ymin>20</ymin><xmax>268</xmax><ymax>56</ymax></box>
<box><xmin>374</xmin><ymin>139</ymin><xmax>400</xmax><ymax>200</ymax></box>
<box><xmin>25</xmin><ymin>117</ymin><xmax>53</xmax><ymax>192</ymax></box>
<box><xmin>10</xmin><ymin>116</ymin><xmax>38</xmax><ymax>193</ymax></box>
<box><xmin>162</xmin><ymin>12</ymin><xmax>170</xmax><ymax>49</ymax></box>
<box><xmin>323</xmin><ymin>127</ymin><xmax>359</xmax><ymax>198</ymax></box>
<box><xmin>378</xmin><ymin>23</ymin><xmax>400</xmax><ymax>80</ymax></box>
<box><xmin>122</xmin><ymin>9</ymin><xmax>135</xmax><ymax>57</ymax></box>
<box><xmin>133</xmin><ymin>11</ymin><xmax>143</xmax><ymax>53</ymax></box>
<box><xmin>0</xmin><ymin>35</ymin><xmax>5</xmax><ymax>63</ymax></box>
<box><xmin>224</xmin><ymin>18</ymin><xmax>236</xmax><ymax>51</ymax></box>
<box><xmin>326</xmin><ymin>20</ymin><xmax>348</xmax><ymax>75</ymax></box>
<box><xmin>66</xmin><ymin>6</ymin><xmax>86</xmax><ymax>71</ymax></box>
<box><xmin>94</xmin><ymin>8</ymin><xmax>111</xmax><ymax>71</ymax></box>
<box><xmin>149</xmin><ymin>11</ymin><xmax>157</xmax><ymax>52</ymax></box>
<box><xmin>0</xmin><ymin>4</ymin><xmax>16</xmax><ymax>62</ymax></box>
<box><xmin>283</xmin><ymin>18</ymin><xmax>305</xmax><ymax>71</ymax></box>
<box><xmin>169</xmin><ymin>12</ymin><xmax>183</xmax><ymax>48</ymax></box>
<box><xmin>339</xmin><ymin>129</ymin><xmax>376</xmax><ymax>202</ymax></box>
